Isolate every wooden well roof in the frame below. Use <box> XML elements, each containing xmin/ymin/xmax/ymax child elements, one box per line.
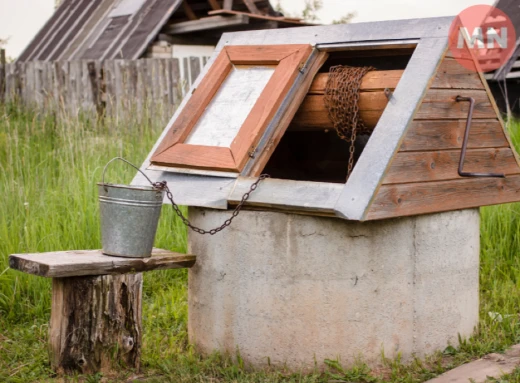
<box><xmin>134</xmin><ymin>17</ymin><xmax>520</xmax><ymax>221</ymax></box>
<box><xmin>17</xmin><ymin>0</ymin><xmax>313</xmax><ymax>62</ymax></box>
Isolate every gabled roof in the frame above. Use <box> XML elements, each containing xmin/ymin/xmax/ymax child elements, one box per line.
<box><xmin>135</xmin><ymin>17</ymin><xmax>520</xmax><ymax>221</ymax></box>
<box><xmin>17</xmin><ymin>0</ymin><xmax>312</xmax><ymax>62</ymax></box>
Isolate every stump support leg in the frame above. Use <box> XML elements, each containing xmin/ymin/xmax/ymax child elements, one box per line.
<box><xmin>49</xmin><ymin>273</ymin><xmax>143</xmax><ymax>375</ymax></box>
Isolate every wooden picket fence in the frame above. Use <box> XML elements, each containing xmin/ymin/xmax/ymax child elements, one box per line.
<box><xmin>0</xmin><ymin>54</ymin><xmax>184</xmax><ymax>123</ymax></box>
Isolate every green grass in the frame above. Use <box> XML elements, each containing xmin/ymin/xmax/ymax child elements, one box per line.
<box><xmin>1</xmin><ymin>103</ymin><xmax>520</xmax><ymax>382</ymax></box>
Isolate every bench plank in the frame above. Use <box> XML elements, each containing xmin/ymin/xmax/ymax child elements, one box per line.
<box><xmin>9</xmin><ymin>248</ymin><xmax>196</xmax><ymax>278</ymax></box>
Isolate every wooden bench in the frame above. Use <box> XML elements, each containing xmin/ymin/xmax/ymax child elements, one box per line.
<box><xmin>9</xmin><ymin>249</ymin><xmax>196</xmax><ymax>375</ymax></box>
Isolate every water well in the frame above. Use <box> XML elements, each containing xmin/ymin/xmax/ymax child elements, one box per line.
<box><xmin>134</xmin><ymin>18</ymin><xmax>520</xmax><ymax>370</ymax></box>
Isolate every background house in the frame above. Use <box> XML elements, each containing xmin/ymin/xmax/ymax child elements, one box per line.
<box><xmin>17</xmin><ymin>0</ymin><xmax>313</xmax><ymax>89</ymax></box>
<box><xmin>486</xmin><ymin>0</ymin><xmax>520</xmax><ymax>116</ymax></box>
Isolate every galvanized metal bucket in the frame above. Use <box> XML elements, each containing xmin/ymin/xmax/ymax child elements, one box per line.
<box><xmin>98</xmin><ymin>157</ymin><xmax>164</xmax><ymax>258</ymax></box>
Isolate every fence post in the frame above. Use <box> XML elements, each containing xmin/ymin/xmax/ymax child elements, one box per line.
<box><xmin>87</xmin><ymin>61</ymin><xmax>105</xmax><ymax>120</ymax></box>
<box><xmin>0</xmin><ymin>49</ymin><xmax>6</xmax><ymax>103</ymax></box>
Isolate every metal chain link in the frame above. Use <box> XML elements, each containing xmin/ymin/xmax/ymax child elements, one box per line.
<box><xmin>323</xmin><ymin>65</ymin><xmax>374</xmax><ymax>179</ymax></box>
<box><xmin>153</xmin><ymin>174</ymin><xmax>270</xmax><ymax>235</ymax></box>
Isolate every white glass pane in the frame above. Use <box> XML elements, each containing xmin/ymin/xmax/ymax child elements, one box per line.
<box><xmin>185</xmin><ymin>65</ymin><xmax>276</xmax><ymax>148</ymax></box>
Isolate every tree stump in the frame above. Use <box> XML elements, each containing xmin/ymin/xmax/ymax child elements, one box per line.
<box><xmin>9</xmin><ymin>249</ymin><xmax>196</xmax><ymax>375</ymax></box>
<box><xmin>50</xmin><ymin>274</ymin><xmax>143</xmax><ymax>375</ymax></box>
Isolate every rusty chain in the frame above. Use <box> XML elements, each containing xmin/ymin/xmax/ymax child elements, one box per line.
<box><xmin>153</xmin><ymin>174</ymin><xmax>270</xmax><ymax>235</ymax></box>
<box><xmin>323</xmin><ymin>65</ymin><xmax>374</xmax><ymax>179</ymax></box>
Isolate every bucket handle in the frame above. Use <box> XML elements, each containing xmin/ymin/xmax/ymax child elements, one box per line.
<box><xmin>102</xmin><ymin>157</ymin><xmax>156</xmax><ymax>191</ymax></box>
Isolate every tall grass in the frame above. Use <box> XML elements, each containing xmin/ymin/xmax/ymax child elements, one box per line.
<box><xmin>0</xmin><ymin>103</ymin><xmax>187</xmax><ymax>321</ymax></box>
<box><xmin>1</xmin><ymin>103</ymin><xmax>520</xmax><ymax>382</ymax></box>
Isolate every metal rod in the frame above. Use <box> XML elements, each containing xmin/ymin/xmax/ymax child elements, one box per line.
<box><xmin>456</xmin><ymin>96</ymin><xmax>505</xmax><ymax>178</ymax></box>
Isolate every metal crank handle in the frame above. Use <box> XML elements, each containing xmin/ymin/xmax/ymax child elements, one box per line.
<box><xmin>455</xmin><ymin>96</ymin><xmax>505</xmax><ymax>178</ymax></box>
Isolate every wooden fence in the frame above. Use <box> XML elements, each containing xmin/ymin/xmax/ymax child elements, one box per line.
<box><xmin>0</xmin><ymin>55</ymin><xmax>185</xmax><ymax>123</ymax></box>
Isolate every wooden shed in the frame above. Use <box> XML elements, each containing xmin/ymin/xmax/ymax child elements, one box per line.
<box><xmin>136</xmin><ymin>17</ymin><xmax>520</xmax><ymax>222</ymax></box>
<box><xmin>486</xmin><ymin>0</ymin><xmax>520</xmax><ymax>115</ymax></box>
<box><xmin>17</xmin><ymin>0</ymin><xmax>313</xmax><ymax>89</ymax></box>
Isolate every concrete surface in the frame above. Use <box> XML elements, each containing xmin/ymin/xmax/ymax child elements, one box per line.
<box><xmin>187</xmin><ymin>208</ymin><xmax>480</xmax><ymax>371</ymax></box>
<box><xmin>426</xmin><ymin>344</ymin><xmax>520</xmax><ymax>383</ymax></box>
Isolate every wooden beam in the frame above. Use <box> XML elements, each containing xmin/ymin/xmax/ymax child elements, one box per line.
<box><xmin>384</xmin><ymin>148</ymin><xmax>520</xmax><ymax>185</ymax></box>
<box><xmin>242</xmin><ymin>0</ymin><xmax>261</xmax><ymax>14</ymax></box>
<box><xmin>367</xmin><ymin>175</ymin><xmax>520</xmax><ymax>221</ymax></box>
<box><xmin>223</xmin><ymin>0</ymin><xmax>233</xmax><ymax>10</ymax></box>
<box><xmin>505</xmin><ymin>71</ymin><xmax>520</xmax><ymax>79</ymax></box>
<box><xmin>163</xmin><ymin>14</ymin><xmax>250</xmax><ymax>34</ymax></box>
<box><xmin>182</xmin><ymin>0</ymin><xmax>198</xmax><ymax>20</ymax></box>
<box><xmin>9</xmin><ymin>248</ymin><xmax>196</xmax><ymax>278</ymax></box>
<box><xmin>208</xmin><ymin>9</ymin><xmax>312</xmax><ymax>25</ymax></box>
<box><xmin>158</xmin><ymin>33</ymin><xmax>219</xmax><ymax>46</ymax></box>
<box><xmin>399</xmin><ymin>120</ymin><xmax>509</xmax><ymax>152</ymax></box>
<box><xmin>207</xmin><ymin>0</ymin><xmax>221</xmax><ymax>10</ymax></box>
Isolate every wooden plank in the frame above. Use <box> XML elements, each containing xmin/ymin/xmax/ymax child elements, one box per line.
<box><xmin>226</xmin><ymin>44</ymin><xmax>310</xmax><ymax>64</ymax></box>
<box><xmin>182</xmin><ymin>0</ymin><xmax>198</xmax><ymax>20</ymax></box>
<box><xmin>229</xmin><ymin>177</ymin><xmax>343</xmax><ymax>214</ymax></box>
<box><xmin>152</xmin><ymin>144</ymin><xmax>239</xmax><ymax>172</ymax></box>
<box><xmin>384</xmin><ymin>148</ymin><xmax>520</xmax><ymax>185</ymax></box>
<box><xmin>81</xmin><ymin>15</ymin><xmax>132</xmax><ymax>59</ymax></box>
<box><xmin>431</xmin><ymin>57</ymin><xmax>484</xmax><ymax>90</ymax></box>
<box><xmin>103</xmin><ymin>60</ymin><xmax>115</xmax><ymax>119</ymax></box>
<box><xmin>208</xmin><ymin>9</ymin><xmax>311</xmax><ymax>25</ymax></box>
<box><xmin>416</xmin><ymin>89</ymin><xmax>496</xmax><ymax>120</ymax></box>
<box><xmin>9</xmin><ymin>248</ymin><xmax>196</xmax><ymax>278</ymax></box>
<box><xmin>400</xmin><ymin>120</ymin><xmax>509</xmax><ymax>151</ymax></box>
<box><xmin>223</xmin><ymin>0</ymin><xmax>233</xmax><ymax>10</ymax></box>
<box><xmin>242</xmin><ymin>0</ymin><xmax>261</xmax><ymax>14</ymax></box>
<box><xmin>189</xmin><ymin>56</ymin><xmax>201</xmax><ymax>85</ymax></box>
<box><xmin>164</xmin><ymin>14</ymin><xmax>250</xmax><ymax>34</ymax></box>
<box><xmin>207</xmin><ymin>0</ymin><xmax>221</xmax><ymax>10</ymax></box>
<box><xmin>366</xmin><ymin>175</ymin><xmax>520</xmax><ymax>221</ymax></box>
<box><xmin>0</xmin><ymin>49</ymin><xmax>6</xmax><ymax>103</ymax></box>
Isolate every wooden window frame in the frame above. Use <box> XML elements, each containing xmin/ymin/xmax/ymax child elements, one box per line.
<box><xmin>151</xmin><ymin>44</ymin><xmax>313</xmax><ymax>173</ymax></box>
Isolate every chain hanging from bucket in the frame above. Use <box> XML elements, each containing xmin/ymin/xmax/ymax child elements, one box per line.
<box><xmin>102</xmin><ymin>157</ymin><xmax>270</xmax><ymax>236</ymax></box>
<box><xmin>153</xmin><ymin>175</ymin><xmax>269</xmax><ymax>235</ymax></box>
<box><xmin>323</xmin><ymin>65</ymin><xmax>375</xmax><ymax>179</ymax></box>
